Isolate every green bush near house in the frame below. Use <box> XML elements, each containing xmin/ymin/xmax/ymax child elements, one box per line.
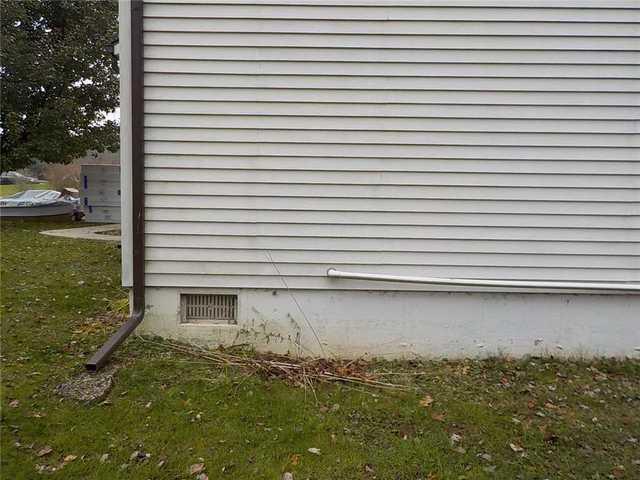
<box><xmin>1</xmin><ymin>219</ymin><xmax>639</xmax><ymax>479</ymax></box>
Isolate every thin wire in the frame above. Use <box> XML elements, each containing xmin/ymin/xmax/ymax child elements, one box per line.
<box><xmin>265</xmin><ymin>250</ymin><xmax>326</xmax><ymax>357</ymax></box>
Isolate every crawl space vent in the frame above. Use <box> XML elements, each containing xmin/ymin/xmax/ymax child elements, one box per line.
<box><xmin>180</xmin><ymin>294</ymin><xmax>237</xmax><ymax>324</ymax></box>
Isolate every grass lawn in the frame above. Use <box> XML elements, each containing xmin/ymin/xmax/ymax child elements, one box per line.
<box><xmin>1</xmin><ymin>219</ymin><xmax>639</xmax><ymax>479</ymax></box>
<box><xmin>0</xmin><ymin>182</ymin><xmax>50</xmax><ymax>197</ymax></box>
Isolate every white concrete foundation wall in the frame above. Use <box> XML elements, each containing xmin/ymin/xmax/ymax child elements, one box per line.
<box><xmin>139</xmin><ymin>287</ymin><xmax>640</xmax><ymax>359</ymax></box>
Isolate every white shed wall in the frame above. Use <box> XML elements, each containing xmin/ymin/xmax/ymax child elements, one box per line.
<box><xmin>140</xmin><ymin>0</ymin><xmax>639</xmax><ymax>291</ymax></box>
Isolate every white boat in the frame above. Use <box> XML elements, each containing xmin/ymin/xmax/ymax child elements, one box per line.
<box><xmin>0</xmin><ymin>190</ymin><xmax>79</xmax><ymax>217</ymax></box>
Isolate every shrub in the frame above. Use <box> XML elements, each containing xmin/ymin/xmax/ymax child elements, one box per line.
<box><xmin>44</xmin><ymin>161</ymin><xmax>80</xmax><ymax>190</ymax></box>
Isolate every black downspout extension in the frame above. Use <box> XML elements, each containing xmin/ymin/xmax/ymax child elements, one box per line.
<box><xmin>86</xmin><ymin>0</ymin><xmax>145</xmax><ymax>371</ymax></box>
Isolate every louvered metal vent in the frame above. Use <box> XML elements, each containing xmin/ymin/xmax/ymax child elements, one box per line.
<box><xmin>180</xmin><ymin>294</ymin><xmax>237</xmax><ymax>324</ymax></box>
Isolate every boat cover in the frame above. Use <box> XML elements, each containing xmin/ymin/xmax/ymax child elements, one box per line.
<box><xmin>0</xmin><ymin>190</ymin><xmax>63</xmax><ymax>207</ymax></box>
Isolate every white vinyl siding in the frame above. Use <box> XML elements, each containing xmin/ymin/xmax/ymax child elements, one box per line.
<box><xmin>141</xmin><ymin>0</ymin><xmax>640</xmax><ymax>290</ymax></box>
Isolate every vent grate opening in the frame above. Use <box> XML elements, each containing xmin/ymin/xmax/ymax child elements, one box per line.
<box><xmin>181</xmin><ymin>294</ymin><xmax>237</xmax><ymax>324</ymax></box>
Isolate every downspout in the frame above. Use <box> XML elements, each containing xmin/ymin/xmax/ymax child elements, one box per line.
<box><xmin>326</xmin><ymin>268</ymin><xmax>640</xmax><ymax>292</ymax></box>
<box><xmin>86</xmin><ymin>0</ymin><xmax>145</xmax><ymax>371</ymax></box>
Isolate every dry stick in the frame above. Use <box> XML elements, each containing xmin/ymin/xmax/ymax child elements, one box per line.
<box><xmin>376</xmin><ymin>372</ymin><xmax>430</xmax><ymax>376</ymax></box>
<box><xmin>319</xmin><ymin>372</ymin><xmax>410</xmax><ymax>391</ymax></box>
<box><xmin>333</xmin><ymin>381</ymin><xmax>381</xmax><ymax>398</ymax></box>
<box><xmin>140</xmin><ymin>338</ymin><xmax>241</xmax><ymax>367</ymax></box>
<box><xmin>343</xmin><ymin>355</ymin><xmax>368</xmax><ymax>369</ymax></box>
<box><xmin>303</xmin><ymin>368</ymin><xmax>319</xmax><ymax>404</ymax></box>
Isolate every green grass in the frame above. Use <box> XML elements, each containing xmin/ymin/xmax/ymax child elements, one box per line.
<box><xmin>0</xmin><ymin>182</ymin><xmax>50</xmax><ymax>197</ymax></box>
<box><xmin>1</xmin><ymin>219</ymin><xmax>639</xmax><ymax>479</ymax></box>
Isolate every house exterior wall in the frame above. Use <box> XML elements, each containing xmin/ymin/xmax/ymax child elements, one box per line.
<box><xmin>140</xmin><ymin>0</ymin><xmax>639</xmax><ymax>291</ymax></box>
<box><xmin>122</xmin><ymin>0</ymin><xmax>639</xmax><ymax>357</ymax></box>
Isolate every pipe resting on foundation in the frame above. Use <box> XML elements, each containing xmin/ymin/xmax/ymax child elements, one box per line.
<box><xmin>327</xmin><ymin>268</ymin><xmax>640</xmax><ymax>292</ymax></box>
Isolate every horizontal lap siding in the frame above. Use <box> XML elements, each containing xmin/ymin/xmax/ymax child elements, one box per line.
<box><xmin>142</xmin><ymin>0</ymin><xmax>640</xmax><ymax>290</ymax></box>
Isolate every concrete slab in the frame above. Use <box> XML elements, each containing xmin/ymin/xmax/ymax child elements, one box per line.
<box><xmin>40</xmin><ymin>224</ymin><xmax>121</xmax><ymax>242</ymax></box>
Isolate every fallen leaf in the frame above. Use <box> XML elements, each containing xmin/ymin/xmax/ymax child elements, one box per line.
<box><xmin>9</xmin><ymin>399</ymin><xmax>19</xmax><ymax>408</ymax></box>
<box><xmin>307</xmin><ymin>448</ymin><xmax>321</xmax><ymax>455</ymax></box>
<box><xmin>196</xmin><ymin>474</ymin><xmax>209</xmax><ymax>480</ymax></box>
<box><xmin>190</xmin><ymin>463</ymin><xmax>205</xmax><ymax>475</ymax></box>
<box><xmin>419</xmin><ymin>394</ymin><xmax>434</xmax><ymax>408</ymax></box>
<box><xmin>479</xmin><ymin>453</ymin><xmax>492</xmax><ymax>462</ymax></box>
<box><xmin>99</xmin><ymin>453</ymin><xmax>109</xmax><ymax>463</ymax></box>
<box><xmin>450</xmin><ymin>433</ymin><xmax>462</xmax><ymax>444</ymax></box>
<box><xmin>543</xmin><ymin>430</ymin><xmax>560</xmax><ymax>444</ymax></box>
<box><xmin>612</xmin><ymin>465</ymin><xmax>625</xmax><ymax>478</ymax></box>
<box><xmin>289</xmin><ymin>454</ymin><xmax>300</xmax><ymax>466</ymax></box>
<box><xmin>63</xmin><ymin>455</ymin><xmax>77</xmax><ymax>463</ymax></box>
<box><xmin>36</xmin><ymin>446</ymin><xmax>53</xmax><ymax>457</ymax></box>
<box><xmin>431</xmin><ymin>412</ymin><xmax>446</xmax><ymax>422</ymax></box>
<box><xmin>509</xmin><ymin>443</ymin><xmax>524</xmax><ymax>453</ymax></box>
<box><xmin>282</xmin><ymin>473</ymin><xmax>294</xmax><ymax>480</ymax></box>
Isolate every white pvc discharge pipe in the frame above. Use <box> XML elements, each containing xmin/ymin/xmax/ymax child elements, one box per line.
<box><xmin>326</xmin><ymin>268</ymin><xmax>640</xmax><ymax>292</ymax></box>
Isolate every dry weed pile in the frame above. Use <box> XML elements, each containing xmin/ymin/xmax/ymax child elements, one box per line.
<box><xmin>138</xmin><ymin>337</ymin><xmax>409</xmax><ymax>392</ymax></box>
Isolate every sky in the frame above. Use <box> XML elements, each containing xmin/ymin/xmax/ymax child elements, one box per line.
<box><xmin>105</xmin><ymin>108</ymin><xmax>120</xmax><ymax>123</ymax></box>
